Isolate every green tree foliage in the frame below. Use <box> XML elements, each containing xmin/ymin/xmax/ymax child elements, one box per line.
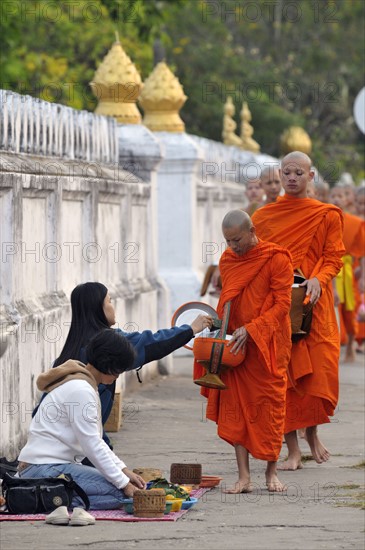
<box><xmin>163</xmin><ymin>0</ymin><xmax>364</xmax><ymax>180</ymax></box>
<box><xmin>0</xmin><ymin>0</ymin><xmax>364</xmax><ymax>180</ymax></box>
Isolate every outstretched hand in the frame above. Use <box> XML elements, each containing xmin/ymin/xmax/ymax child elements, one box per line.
<box><xmin>190</xmin><ymin>314</ymin><xmax>213</xmax><ymax>335</ymax></box>
<box><xmin>300</xmin><ymin>277</ymin><xmax>321</xmax><ymax>305</ymax></box>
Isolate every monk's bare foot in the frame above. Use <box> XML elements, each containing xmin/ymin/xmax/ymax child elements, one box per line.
<box><xmin>222</xmin><ymin>479</ymin><xmax>253</xmax><ymax>493</ymax></box>
<box><xmin>344</xmin><ymin>347</ymin><xmax>355</xmax><ymax>362</ymax></box>
<box><xmin>277</xmin><ymin>452</ymin><xmax>303</xmax><ymax>471</ymax></box>
<box><xmin>265</xmin><ymin>472</ymin><xmax>287</xmax><ymax>492</ymax></box>
<box><xmin>305</xmin><ymin>426</ymin><xmax>330</xmax><ymax>464</ymax></box>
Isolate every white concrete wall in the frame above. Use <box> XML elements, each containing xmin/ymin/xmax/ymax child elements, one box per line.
<box><xmin>0</xmin><ymin>93</ymin><xmax>163</xmax><ymax>458</ymax></box>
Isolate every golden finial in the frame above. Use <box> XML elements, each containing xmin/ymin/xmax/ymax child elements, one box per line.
<box><xmin>240</xmin><ymin>102</ymin><xmax>260</xmax><ymax>152</ymax></box>
<box><xmin>138</xmin><ymin>62</ymin><xmax>187</xmax><ymax>132</ymax></box>
<box><xmin>222</xmin><ymin>97</ymin><xmax>242</xmax><ymax>147</ymax></box>
<box><xmin>280</xmin><ymin>126</ymin><xmax>312</xmax><ymax>155</ymax></box>
<box><xmin>89</xmin><ymin>38</ymin><xmax>143</xmax><ymax>124</ymax></box>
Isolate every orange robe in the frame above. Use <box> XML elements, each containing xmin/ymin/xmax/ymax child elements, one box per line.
<box><xmin>194</xmin><ymin>241</ymin><xmax>292</xmax><ymax>461</ymax></box>
<box><xmin>252</xmin><ymin>196</ymin><xmax>345</xmax><ymax>432</ymax></box>
<box><xmin>335</xmin><ymin>213</ymin><xmax>365</xmax><ymax>343</ymax></box>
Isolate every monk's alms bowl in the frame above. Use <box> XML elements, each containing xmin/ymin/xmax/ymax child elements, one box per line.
<box><xmin>193</xmin><ymin>336</ymin><xmax>246</xmax><ymax>368</ymax></box>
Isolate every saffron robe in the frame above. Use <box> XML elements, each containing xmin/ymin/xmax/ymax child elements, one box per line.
<box><xmin>252</xmin><ymin>196</ymin><xmax>345</xmax><ymax>432</ymax></box>
<box><xmin>335</xmin><ymin>212</ymin><xmax>365</xmax><ymax>342</ymax></box>
<box><xmin>195</xmin><ymin>241</ymin><xmax>292</xmax><ymax>461</ymax></box>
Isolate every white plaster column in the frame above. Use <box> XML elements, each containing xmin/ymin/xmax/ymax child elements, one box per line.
<box><xmin>154</xmin><ymin>132</ymin><xmax>203</xmax><ymax>322</ymax></box>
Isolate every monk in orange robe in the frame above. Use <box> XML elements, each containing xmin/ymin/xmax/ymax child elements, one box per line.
<box><xmin>329</xmin><ymin>186</ymin><xmax>365</xmax><ymax>361</ymax></box>
<box><xmin>194</xmin><ymin>210</ymin><xmax>292</xmax><ymax>492</ymax></box>
<box><xmin>244</xmin><ymin>177</ymin><xmax>265</xmax><ymax>215</ymax></box>
<box><xmin>261</xmin><ymin>166</ymin><xmax>282</xmax><ymax>205</ymax></box>
<box><xmin>314</xmin><ymin>180</ymin><xmax>330</xmax><ymax>203</ymax></box>
<box><xmin>252</xmin><ymin>152</ymin><xmax>345</xmax><ymax>470</ymax></box>
<box><xmin>354</xmin><ymin>186</ymin><xmax>365</xmax><ymax>353</ymax></box>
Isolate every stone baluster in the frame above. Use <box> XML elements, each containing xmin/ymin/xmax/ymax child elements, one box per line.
<box><xmin>8</xmin><ymin>93</ymin><xmax>15</xmax><ymax>152</ymax></box>
<box><xmin>85</xmin><ymin>112</ymin><xmax>91</xmax><ymax>161</ymax></box>
<box><xmin>20</xmin><ymin>97</ymin><xmax>28</xmax><ymax>154</ymax></box>
<box><xmin>41</xmin><ymin>100</ymin><xmax>48</xmax><ymax>156</ymax></box>
<box><xmin>34</xmin><ymin>98</ymin><xmax>41</xmax><ymax>155</ymax></box>
<box><xmin>47</xmin><ymin>101</ymin><xmax>54</xmax><ymax>156</ymax></box>
<box><xmin>68</xmin><ymin>106</ymin><xmax>74</xmax><ymax>159</ymax></box>
<box><xmin>101</xmin><ymin>116</ymin><xmax>109</xmax><ymax>163</ymax></box>
<box><xmin>27</xmin><ymin>96</ymin><xmax>34</xmax><ymax>154</ymax></box>
<box><xmin>1</xmin><ymin>90</ymin><xmax>9</xmax><ymax>150</ymax></box>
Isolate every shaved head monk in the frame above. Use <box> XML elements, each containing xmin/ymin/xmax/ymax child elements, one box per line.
<box><xmin>195</xmin><ymin>209</ymin><xmax>293</xmax><ymax>492</ymax></box>
<box><xmin>252</xmin><ymin>151</ymin><xmax>345</xmax><ymax>470</ymax></box>
<box><xmin>261</xmin><ymin>166</ymin><xmax>282</xmax><ymax>205</ymax></box>
<box><xmin>244</xmin><ymin>178</ymin><xmax>265</xmax><ymax>215</ymax></box>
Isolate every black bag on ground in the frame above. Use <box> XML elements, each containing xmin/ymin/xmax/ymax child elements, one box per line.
<box><xmin>1</xmin><ymin>472</ymin><xmax>90</xmax><ymax>513</ymax></box>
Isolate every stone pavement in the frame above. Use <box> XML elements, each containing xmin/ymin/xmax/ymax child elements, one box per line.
<box><xmin>1</xmin><ymin>350</ymin><xmax>364</xmax><ymax>550</ymax></box>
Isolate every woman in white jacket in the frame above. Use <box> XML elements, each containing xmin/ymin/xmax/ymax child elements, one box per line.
<box><xmin>18</xmin><ymin>329</ymin><xmax>147</xmax><ymax>510</ymax></box>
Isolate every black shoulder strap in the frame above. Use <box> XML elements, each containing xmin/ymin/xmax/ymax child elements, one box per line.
<box><xmin>66</xmin><ymin>478</ymin><xmax>90</xmax><ymax>510</ymax></box>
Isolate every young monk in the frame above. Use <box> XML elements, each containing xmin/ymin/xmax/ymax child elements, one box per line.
<box><xmin>252</xmin><ymin>152</ymin><xmax>345</xmax><ymax>470</ymax></box>
<box><xmin>314</xmin><ymin>180</ymin><xmax>330</xmax><ymax>203</ymax></box>
<box><xmin>206</xmin><ymin>168</ymin><xmax>281</xmax><ymax>296</ymax></box>
<box><xmin>329</xmin><ymin>186</ymin><xmax>365</xmax><ymax>361</ymax></box>
<box><xmin>244</xmin><ymin>178</ymin><xmax>265</xmax><ymax>215</ymax></box>
<box><xmin>260</xmin><ymin>166</ymin><xmax>282</xmax><ymax>205</ymax></box>
<box><xmin>336</xmin><ymin>181</ymin><xmax>357</xmax><ymax>215</ymax></box>
<box><xmin>195</xmin><ymin>209</ymin><xmax>292</xmax><ymax>492</ymax></box>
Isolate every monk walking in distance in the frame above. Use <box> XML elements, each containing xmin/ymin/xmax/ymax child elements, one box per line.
<box><xmin>252</xmin><ymin>152</ymin><xmax>345</xmax><ymax>469</ymax></box>
<box><xmin>195</xmin><ymin>210</ymin><xmax>292</xmax><ymax>492</ymax></box>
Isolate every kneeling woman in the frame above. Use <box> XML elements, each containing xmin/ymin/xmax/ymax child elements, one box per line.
<box><xmin>18</xmin><ymin>330</ymin><xmax>146</xmax><ymax>510</ymax></box>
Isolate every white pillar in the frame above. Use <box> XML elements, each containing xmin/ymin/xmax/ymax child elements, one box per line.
<box><xmin>154</xmin><ymin>132</ymin><xmax>203</xmax><ymax>318</ymax></box>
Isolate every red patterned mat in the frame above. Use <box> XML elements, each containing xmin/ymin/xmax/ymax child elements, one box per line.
<box><xmin>0</xmin><ymin>487</ymin><xmax>210</xmax><ymax>522</ymax></box>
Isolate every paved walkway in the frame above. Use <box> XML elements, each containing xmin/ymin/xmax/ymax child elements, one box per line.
<box><xmin>1</xmin><ymin>351</ymin><xmax>364</xmax><ymax>550</ymax></box>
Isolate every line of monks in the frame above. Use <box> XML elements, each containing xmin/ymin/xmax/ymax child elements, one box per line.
<box><xmin>195</xmin><ymin>152</ymin><xmax>365</xmax><ymax>493</ymax></box>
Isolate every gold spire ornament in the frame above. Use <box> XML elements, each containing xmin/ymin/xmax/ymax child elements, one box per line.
<box><xmin>222</xmin><ymin>97</ymin><xmax>242</xmax><ymax>147</ymax></box>
<box><xmin>138</xmin><ymin>62</ymin><xmax>187</xmax><ymax>132</ymax></box>
<box><xmin>280</xmin><ymin>126</ymin><xmax>312</xmax><ymax>155</ymax></box>
<box><xmin>240</xmin><ymin>102</ymin><xmax>260</xmax><ymax>153</ymax></box>
<box><xmin>90</xmin><ymin>32</ymin><xmax>143</xmax><ymax>124</ymax></box>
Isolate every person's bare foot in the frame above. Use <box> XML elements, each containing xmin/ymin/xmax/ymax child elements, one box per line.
<box><xmin>344</xmin><ymin>347</ymin><xmax>355</xmax><ymax>362</ymax></box>
<box><xmin>265</xmin><ymin>472</ymin><xmax>287</xmax><ymax>492</ymax></box>
<box><xmin>305</xmin><ymin>426</ymin><xmax>330</xmax><ymax>463</ymax></box>
<box><xmin>222</xmin><ymin>479</ymin><xmax>253</xmax><ymax>493</ymax></box>
<box><xmin>277</xmin><ymin>452</ymin><xmax>303</xmax><ymax>471</ymax></box>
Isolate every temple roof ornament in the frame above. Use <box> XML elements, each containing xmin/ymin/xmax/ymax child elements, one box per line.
<box><xmin>138</xmin><ymin>61</ymin><xmax>187</xmax><ymax>132</ymax></box>
<box><xmin>222</xmin><ymin>97</ymin><xmax>243</xmax><ymax>147</ymax></box>
<box><xmin>90</xmin><ymin>32</ymin><xmax>143</xmax><ymax>124</ymax></box>
<box><xmin>240</xmin><ymin>102</ymin><xmax>260</xmax><ymax>153</ymax></box>
<box><xmin>280</xmin><ymin>126</ymin><xmax>312</xmax><ymax>155</ymax></box>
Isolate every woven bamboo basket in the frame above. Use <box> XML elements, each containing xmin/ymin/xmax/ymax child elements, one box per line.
<box><xmin>170</xmin><ymin>463</ymin><xmax>202</xmax><ymax>485</ymax></box>
<box><xmin>133</xmin><ymin>489</ymin><xmax>166</xmax><ymax>518</ymax></box>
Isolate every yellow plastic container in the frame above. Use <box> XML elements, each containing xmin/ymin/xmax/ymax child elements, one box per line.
<box><xmin>169</xmin><ymin>498</ymin><xmax>184</xmax><ymax>512</ymax></box>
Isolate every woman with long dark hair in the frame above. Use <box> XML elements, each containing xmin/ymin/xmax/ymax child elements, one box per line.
<box><xmin>34</xmin><ymin>282</ymin><xmax>212</xmax><ymax>450</ymax></box>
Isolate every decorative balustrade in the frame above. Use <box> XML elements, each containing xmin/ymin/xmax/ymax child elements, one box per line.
<box><xmin>0</xmin><ymin>90</ymin><xmax>118</xmax><ymax>164</ymax></box>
